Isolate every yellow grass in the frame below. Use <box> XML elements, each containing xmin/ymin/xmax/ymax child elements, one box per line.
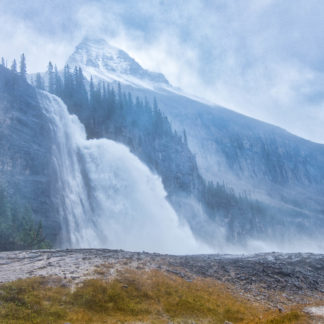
<box><xmin>0</xmin><ymin>268</ymin><xmax>312</xmax><ymax>323</ymax></box>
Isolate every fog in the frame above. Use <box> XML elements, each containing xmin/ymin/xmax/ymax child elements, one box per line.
<box><xmin>1</xmin><ymin>0</ymin><xmax>324</xmax><ymax>142</ymax></box>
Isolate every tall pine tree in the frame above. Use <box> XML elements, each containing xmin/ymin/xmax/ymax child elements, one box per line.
<box><xmin>54</xmin><ymin>65</ymin><xmax>63</xmax><ymax>97</ymax></box>
<box><xmin>47</xmin><ymin>61</ymin><xmax>55</xmax><ymax>93</ymax></box>
<box><xmin>11</xmin><ymin>59</ymin><xmax>17</xmax><ymax>73</ymax></box>
<box><xmin>19</xmin><ymin>53</ymin><xmax>27</xmax><ymax>79</ymax></box>
<box><xmin>35</xmin><ymin>73</ymin><xmax>45</xmax><ymax>90</ymax></box>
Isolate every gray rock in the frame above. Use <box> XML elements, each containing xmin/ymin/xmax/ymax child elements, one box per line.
<box><xmin>0</xmin><ymin>66</ymin><xmax>61</xmax><ymax>243</ymax></box>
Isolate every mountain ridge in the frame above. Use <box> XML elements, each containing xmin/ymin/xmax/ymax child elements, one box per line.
<box><xmin>67</xmin><ymin>37</ymin><xmax>170</xmax><ymax>89</ymax></box>
<box><xmin>63</xmin><ymin>37</ymin><xmax>324</xmax><ymax>249</ymax></box>
<box><xmin>66</xmin><ymin>37</ymin><xmax>322</xmax><ymax>145</ymax></box>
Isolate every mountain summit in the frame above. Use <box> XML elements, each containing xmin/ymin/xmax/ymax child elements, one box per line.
<box><xmin>67</xmin><ymin>37</ymin><xmax>169</xmax><ymax>88</ymax></box>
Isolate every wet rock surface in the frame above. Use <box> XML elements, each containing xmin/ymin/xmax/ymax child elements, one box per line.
<box><xmin>0</xmin><ymin>249</ymin><xmax>323</xmax><ymax>307</ymax></box>
<box><xmin>171</xmin><ymin>252</ymin><xmax>324</xmax><ymax>306</ymax></box>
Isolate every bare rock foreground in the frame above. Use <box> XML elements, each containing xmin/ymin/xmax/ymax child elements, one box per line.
<box><xmin>1</xmin><ymin>249</ymin><xmax>324</xmax><ymax>322</ymax></box>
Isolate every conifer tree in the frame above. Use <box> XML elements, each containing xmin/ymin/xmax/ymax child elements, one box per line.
<box><xmin>117</xmin><ymin>82</ymin><xmax>123</xmax><ymax>109</ymax></box>
<box><xmin>153</xmin><ymin>97</ymin><xmax>158</xmax><ymax>112</ymax></box>
<box><xmin>183</xmin><ymin>130</ymin><xmax>188</xmax><ymax>146</ymax></box>
<box><xmin>77</xmin><ymin>67</ymin><xmax>88</xmax><ymax>107</ymax></box>
<box><xmin>19</xmin><ymin>53</ymin><xmax>27</xmax><ymax>79</ymax></box>
<box><xmin>10</xmin><ymin>59</ymin><xmax>17</xmax><ymax>73</ymax></box>
<box><xmin>54</xmin><ymin>65</ymin><xmax>63</xmax><ymax>97</ymax></box>
<box><xmin>47</xmin><ymin>61</ymin><xmax>55</xmax><ymax>93</ymax></box>
<box><xmin>108</xmin><ymin>86</ymin><xmax>116</xmax><ymax>112</ymax></box>
<box><xmin>35</xmin><ymin>73</ymin><xmax>45</xmax><ymax>90</ymax></box>
<box><xmin>69</xmin><ymin>66</ymin><xmax>88</xmax><ymax>117</ymax></box>
<box><xmin>127</xmin><ymin>92</ymin><xmax>133</xmax><ymax>108</ymax></box>
<box><xmin>63</xmin><ymin>64</ymin><xmax>73</xmax><ymax>104</ymax></box>
<box><xmin>0</xmin><ymin>186</ymin><xmax>50</xmax><ymax>251</ymax></box>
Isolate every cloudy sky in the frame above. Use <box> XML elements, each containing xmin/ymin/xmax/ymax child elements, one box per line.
<box><xmin>1</xmin><ymin>0</ymin><xmax>324</xmax><ymax>143</ymax></box>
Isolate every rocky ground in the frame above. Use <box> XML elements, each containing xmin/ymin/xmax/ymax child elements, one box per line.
<box><xmin>1</xmin><ymin>249</ymin><xmax>324</xmax><ymax>321</ymax></box>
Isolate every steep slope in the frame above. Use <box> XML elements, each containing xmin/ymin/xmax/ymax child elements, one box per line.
<box><xmin>139</xmin><ymin>89</ymin><xmax>324</xmax><ymax>204</ymax></box>
<box><xmin>66</xmin><ymin>38</ymin><xmax>324</xmax><ymax>219</ymax></box>
<box><xmin>59</xmin><ymin>37</ymin><xmax>324</xmax><ymax>252</ymax></box>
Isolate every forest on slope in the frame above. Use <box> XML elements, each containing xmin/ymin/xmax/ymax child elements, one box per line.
<box><xmin>31</xmin><ymin>60</ymin><xmax>293</xmax><ymax>245</ymax></box>
<box><xmin>1</xmin><ymin>54</ymin><xmax>323</xmax><ymax>251</ymax></box>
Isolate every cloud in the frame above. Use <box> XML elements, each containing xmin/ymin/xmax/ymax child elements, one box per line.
<box><xmin>0</xmin><ymin>0</ymin><xmax>324</xmax><ymax>142</ymax></box>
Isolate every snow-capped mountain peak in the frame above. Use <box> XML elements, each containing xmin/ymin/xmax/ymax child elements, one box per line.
<box><xmin>67</xmin><ymin>37</ymin><xmax>170</xmax><ymax>89</ymax></box>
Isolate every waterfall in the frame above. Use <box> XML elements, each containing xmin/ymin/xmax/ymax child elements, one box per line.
<box><xmin>37</xmin><ymin>91</ymin><xmax>209</xmax><ymax>254</ymax></box>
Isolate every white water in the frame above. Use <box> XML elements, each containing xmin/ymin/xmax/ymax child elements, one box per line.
<box><xmin>38</xmin><ymin>91</ymin><xmax>209</xmax><ymax>254</ymax></box>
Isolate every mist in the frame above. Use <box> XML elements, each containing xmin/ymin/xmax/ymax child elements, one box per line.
<box><xmin>1</xmin><ymin>0</ymin><xmax>324</xmax><ymax>143</ymax></box>
<box><xmin>39</xmin><ymin>90</ymin><xmax>211</xmax><ymax>255</ymax></box>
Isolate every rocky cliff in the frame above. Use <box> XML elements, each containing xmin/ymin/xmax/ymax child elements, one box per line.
<box><xmin>0</xmin><ymin>66</ymin><xmax>61</xmax><ymax>243</ymax></box>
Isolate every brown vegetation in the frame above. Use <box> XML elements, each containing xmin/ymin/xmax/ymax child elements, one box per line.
<box><xmin>0</xmin><ymin>268</ymin><xmax>312</xmax><ymax>323</ymax></box>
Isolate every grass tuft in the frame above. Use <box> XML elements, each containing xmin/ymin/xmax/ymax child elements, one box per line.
<box><xmin>0</xmin><ymin>269</ymin><xmax>312</xmax><ymax>323</ymax></box>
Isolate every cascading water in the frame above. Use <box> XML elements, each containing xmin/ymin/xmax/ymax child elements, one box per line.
<box><xmin>38</xmin><ymin>91</ymin><xmax>209</xmax><ymax>254</ymax></box>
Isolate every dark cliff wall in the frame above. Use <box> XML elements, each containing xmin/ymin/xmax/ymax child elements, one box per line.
<box><xmin>0</xmin><ymin>66</ymin><xmax>61</xmax><ymax>243</ymax></box>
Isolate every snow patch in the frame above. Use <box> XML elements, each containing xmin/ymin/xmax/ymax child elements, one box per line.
<box><xmin>67</xmin><ymin>37</ymin><xmax>170</xmax><ymax>90</ymax></box>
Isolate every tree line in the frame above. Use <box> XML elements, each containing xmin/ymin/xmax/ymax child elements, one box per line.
<box><xmin>1</xmin><ymin>54</ymin><xmax>27</xmax><ymax>80</ymax></box>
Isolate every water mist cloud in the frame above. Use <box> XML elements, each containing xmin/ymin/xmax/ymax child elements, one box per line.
<box><xmin>1</xmin><ymin>0</ymin><xmax>324</xmax><ymax>142</ymax></box>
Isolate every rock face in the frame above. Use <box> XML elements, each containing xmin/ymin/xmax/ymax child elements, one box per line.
<box><xmin>0</xmin><ymin>66</ymin><xmax>61</xmax><ymax>242</ymax></box>
<box><xmin>0</xmin><ymin>249</ymin><xmax>323</xmax><ymax>307</ymax></box>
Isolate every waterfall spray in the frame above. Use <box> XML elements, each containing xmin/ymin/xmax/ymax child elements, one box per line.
<box><xmin>38</xmin><ymin>91</ymin><xmax>209</xmax><ymax>254</ymax></box>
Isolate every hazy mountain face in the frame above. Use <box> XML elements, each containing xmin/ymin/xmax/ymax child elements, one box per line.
<box><xmin>63</xmin><ymin>38</ymin><xmax>324</xmax><ymax>251</ymax></box>
<box><xmin>67</xmin><ymin>38</ymin><xmax>324</xmax><ymax>197</ymax></box>
<box><xmin>2</xmin><ymin>1</ymin><xmax>324</xmax><ymax>144</ymax></box>
<box><xmin>1</xmin><ymin>37</ymin><xmax>324</xmax><ymax>253</ymax></box>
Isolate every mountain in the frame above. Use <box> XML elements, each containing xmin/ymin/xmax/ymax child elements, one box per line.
<box><xmin>66</xmin><ymin>38</ymin><xmax>324</xmax><ymax>241</ymax></box>
<box><xmin>2</xmin><ymin>37</ymin><xmax>324</xmax><ymax>253</ymax></box>
<box><xmin>66</xmin><ymin>38</ymin><xmax>324</xmax><ymax>189</ymax></box>
<box><xmin>67</xmin><ymin>37</ymin><xmax>169</xmax><ymax>89</ymax></box>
